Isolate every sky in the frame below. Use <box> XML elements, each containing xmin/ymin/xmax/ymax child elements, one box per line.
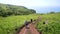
<box><xmin>0</xmin><ymin>0</ymin><xmax>60</xmax><ymax>13</ymax></box>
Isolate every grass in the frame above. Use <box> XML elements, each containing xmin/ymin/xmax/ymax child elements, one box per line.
<box><xmin>0</xmin><ymin>14</ymin><xmax>39</xmax><ymax>34</ymax></box>
<box><xmin>0</xmin><ymin>13</ymin><xmax>60</xmax><ymax>34</ymax></box>
<box><xmin>36</xmin><ymin>13</ymin><xmax>60</xmax><ymax>34</ymax></box>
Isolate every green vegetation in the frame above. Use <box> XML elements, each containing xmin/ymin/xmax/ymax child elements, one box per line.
<box><xmin>0</xmin><ymin>14</ymin><xmax>38</xmax><ymax>34</ymax></box>
<box><xmin>0</xmin><ymin>3</ymin><xmax>36</xmax><ymax>17</ymax></box>
<box><xmin>0</xmin><ymin>3</ymin><xmax>36</xmax><ymax>34</ymax></box>
<box><xmin>0</xmin><ymin>3</ymin><xmax>60</xmax><ymax>34</ymax></box>
<box><xmin>0</xmin><ymin>12</ymin><xmax>60</xmax><ymax>34</ymax></box>
<box><xmin>36</xmin><ymin>13</ymin><xmax>60</xmax><ymax>34</ymax></box>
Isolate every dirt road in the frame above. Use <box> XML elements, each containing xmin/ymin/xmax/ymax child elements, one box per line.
<box><xmin>17</xmin><ymin>16</ymin><xmax>42</xmax><ymax>34</ymax></box>
<box><xmin>18</xmin><ymin>23</ymin><xmax>40</xmax><ymax>34</ymax></box>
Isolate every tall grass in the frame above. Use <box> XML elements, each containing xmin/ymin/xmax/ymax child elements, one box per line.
<box><xmin>36</xmin><ymin>13</ymin><xmax>60</xmax><ymax>34</ymax></box>
<box><xmin>0</xmin><ymin>15</ymin><xmax>39</xmax><ymax>34</ymax></box>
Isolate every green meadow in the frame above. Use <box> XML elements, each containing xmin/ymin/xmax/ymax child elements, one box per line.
<box><xmin>36</xmin><ymin>13</ymin><xmax>60</xmax><ymax>34</ymax></box>
<box><xmin>0</xmin><ymin>13</ymin><xmax>60</xmax><ymax>34</ymax></box>
<box><xmin>0</xmin><ymin>14</ymin><xmax>39</xmax><ymax>34</ymax></box>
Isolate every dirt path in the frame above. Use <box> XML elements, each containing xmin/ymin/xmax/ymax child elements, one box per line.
<box><xmin>17</xmin><ymin>16</ymin><xmax>42</xmax><ymax>34</ymax></box>
<box><xmin>18</xmin><ymin>23</ymin><xmax>40</xmax><ymax>34</ymax></box>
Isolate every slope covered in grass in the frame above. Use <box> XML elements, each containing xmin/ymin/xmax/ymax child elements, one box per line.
<box><xmin>0</xmin><ymin>13</ymin><xmax>60</xmax><ymax>34</ymax></box>
<box><xmin>36</xmin><ymin>13</ymin><xmax>60</xmax><ymax>34</ymax></box>
<box><xmin>0</xmin><ymin>14</ymin><xmax>39</xmax><ymax>34</ymax></box>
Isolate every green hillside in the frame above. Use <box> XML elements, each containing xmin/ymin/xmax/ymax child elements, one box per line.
<box><xmin>0</xmin><ymin>13</ymin><xmax>60</xmax><ymax>34</ymax></box>
<box><xmin>0</xmin><ymin>14</ymin><xmax>39</xmax><ymax>34</ymax></box>
<box><xmin>36</xmin><ymin>13</ymin><xmax>60</xmax><ymax>34</ymax></box>
<box><xmin>0</xmin><ymin>3</ymin><xmax>36</xmax><ymax>17</ymax></box>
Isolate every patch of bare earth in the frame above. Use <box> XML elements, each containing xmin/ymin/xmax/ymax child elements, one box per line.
<box><xmin>18</xmin><ymin>23</ymin><xmax>40</xmax><ymax>34</ymax></box>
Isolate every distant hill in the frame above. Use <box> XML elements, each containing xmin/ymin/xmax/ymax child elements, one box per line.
<box><xmin>0</xmin><ymin>3</ymin><xmax>36</xmax><ymax>17</ymax></box>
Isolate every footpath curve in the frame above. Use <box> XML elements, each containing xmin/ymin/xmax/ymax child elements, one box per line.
<box><xmin>16</xmin><ymin>17</ymin><xmax>42</xmax><ymax>34</ymax></box>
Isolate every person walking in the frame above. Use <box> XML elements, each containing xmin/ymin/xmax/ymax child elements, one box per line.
<box><xmin>25</xmin><ymin>20</ymin><xmax>29</xmax><ymax>29</ymax></box>
<box><xmin>31</xmin><ymin>19</ymin><xmax>33</xmax><ymax>22</ymax></box>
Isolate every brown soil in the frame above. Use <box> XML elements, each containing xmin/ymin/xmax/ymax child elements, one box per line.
<box><xmin>17</xmin><ymin>16</ymin><xmax>42</xmax><ymax>34</ymax></box>
<box><xmin>18</xmin><ymin>23</ymin><xmax>40</xmax><ymax>34</ymax></box>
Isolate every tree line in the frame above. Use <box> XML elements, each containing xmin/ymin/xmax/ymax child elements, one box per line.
<box><xmin>0</xmin><ymin>3</ymin><xmax>36</xmax><ymax>17</ymax></box>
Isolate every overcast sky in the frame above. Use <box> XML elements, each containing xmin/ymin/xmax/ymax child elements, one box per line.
<box><xmin>0</xmin><ymin>0</ymin><xmax>60</xmax><ymax>13</ymax></box>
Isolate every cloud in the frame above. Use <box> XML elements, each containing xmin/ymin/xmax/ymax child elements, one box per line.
<box><xmin>0</xmin><ymin>0</ymin><xmax>60</xmax><ymax>7</ymax></box>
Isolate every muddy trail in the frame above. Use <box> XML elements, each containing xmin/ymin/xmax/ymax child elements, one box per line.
<box><xmin>16</xmin><ymin>17</ymin><xmax>42</xmax><ymax>34</ymax></box>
